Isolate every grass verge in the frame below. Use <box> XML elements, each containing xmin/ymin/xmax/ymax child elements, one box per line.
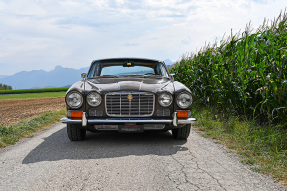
<box><xmin>0</xmin><ymin>109</ymin><xmax>66</xmax><ymax>148</ymax></box>
<box><xmin>191</xmin><ymin>106</ymin><xmax>287</xmax><ymax>186</ymax></box>
<box><xmin>0</xmin><ymin>92</ymin><xmax>66</xmax><ymax>100</ymax></box>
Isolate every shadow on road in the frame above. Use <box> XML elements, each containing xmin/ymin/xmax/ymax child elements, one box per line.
<box><xmin>23</xmin><ymin>127</ymin><xmax>188</xmax><ymax>164</ymax></box>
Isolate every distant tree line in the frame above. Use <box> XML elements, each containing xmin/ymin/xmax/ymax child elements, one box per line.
<box><xmin>0</xmin><ymin>83</ymin><xmax>12</xmax><ymax>90</ymax></box>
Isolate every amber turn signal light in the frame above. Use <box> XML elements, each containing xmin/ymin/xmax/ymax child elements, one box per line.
<box><xmin>70</xmin><ymin>110</ymin><xmax>83</xmax><ymax>119</ymax></box>
<box><xmin>177</xmin><ymin>110</ymin><xmax>188</xmax><ymax>118</ymax></box>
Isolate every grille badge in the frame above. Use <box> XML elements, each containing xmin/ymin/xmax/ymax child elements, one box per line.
<box><xmin>127</xmin><ymin>94</ymin><xmax>133</xmax><ymax>100</ymax></box>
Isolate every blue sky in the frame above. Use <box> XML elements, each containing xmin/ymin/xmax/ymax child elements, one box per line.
<box><xmin>0</xmin><ymin>0</ymin><xmax>285</xmax><ymax>75</ymax></box>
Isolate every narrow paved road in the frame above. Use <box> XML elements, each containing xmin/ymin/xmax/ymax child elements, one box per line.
<box><xmin>0</xmin><ymin>123</ymin><xmax>286</xmax><ymax>191</ymax></box>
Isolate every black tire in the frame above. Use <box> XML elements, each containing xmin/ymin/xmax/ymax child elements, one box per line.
<box><xmin>172</xmin><ymin>124</ymin><xmax>191</xmax><ymax>139</ymax></box>
<box><xmin>67</xmin><ymin>124</ymin><xmax>86</xmax><ymax>141</ymax></box>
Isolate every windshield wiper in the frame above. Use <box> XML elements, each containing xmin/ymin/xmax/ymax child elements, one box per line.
<box><xmin>143</xmin><ymin>74</ymin><xmax>163</xmax><ymax>79</ymax></box>
<box><xmin>118</xmin><ymin>74</ymin><xmax>143</xmax><ymax>78</ymax></box>
<box><xmin>98</xmin><ymin>75</ymin><xmax>118</xmax><ymax>78</ymax></box>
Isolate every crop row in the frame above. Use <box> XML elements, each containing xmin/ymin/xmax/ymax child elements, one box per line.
<box><xmin>0</xmin><ymin>87</ymin><xmax>69</xmax><ymax>95</ymax></box>
<box><xmin>170</xmin><ymin>11</ymin><xmax>287</xmax><ymax>127</ymax></box>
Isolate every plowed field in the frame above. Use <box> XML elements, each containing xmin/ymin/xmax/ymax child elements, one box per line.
<box><xmin>0</xmin><ymin>97</ymin><xmax>66</xmax><ymax>126</ymax></box>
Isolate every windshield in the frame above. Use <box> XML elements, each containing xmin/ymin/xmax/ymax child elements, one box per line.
<box><xmin>87</xmin><ymin>61</ymin><xmax>169</xmax><ymax>78</ymax></box>
<box><xmin>101</xmin><ymin>66</ymin><xmax>154</xmax><ymax>75</ymax></box>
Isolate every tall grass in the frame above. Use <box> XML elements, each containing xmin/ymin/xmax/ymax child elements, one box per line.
<box><xmin>170</xmin><ymin>11</ymin><xmax>287</xmax><ymax>127</ymax></box>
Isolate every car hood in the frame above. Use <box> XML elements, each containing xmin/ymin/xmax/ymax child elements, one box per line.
<box><xmin>85</xmin><ymin>78</ymin><xmax>174</xmax><ymax>93</ymax></box>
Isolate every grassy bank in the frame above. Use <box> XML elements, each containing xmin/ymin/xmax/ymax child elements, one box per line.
<box><xmin>0</xmin><ymin>92</ymin><xmax>66</xmax><ymax>100</ymax></box>
<box><xmin>191</xmin><ymin>106</ymin><xmax>287</xmax><ymax>185</ymax></box>
<box><xmin>0</xmin><ymin>109</ymin><xmax>66</xmax><ymax>148</ymax></box>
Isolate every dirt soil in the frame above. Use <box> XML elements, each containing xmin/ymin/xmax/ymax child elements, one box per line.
<box><xmin>0</xmin><ymin>97</ymin><xmax>66</xmax><ymax>126</ymax></box>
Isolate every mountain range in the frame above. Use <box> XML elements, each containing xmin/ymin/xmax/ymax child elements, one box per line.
<box><xmin>0</xmin><ymin>59</ymin><xmax>174</xmax><ymax>89</ymax></box>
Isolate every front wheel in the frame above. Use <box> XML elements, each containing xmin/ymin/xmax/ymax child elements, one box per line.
<box><xmin>172</xmin><ymin>124</ymin><xmax>191</xmax><ymax>139</ymax></box>
<box><xmin>67</xmin><ymin>124</ymin><xmax>86</xmax><ymax>141</ymax></box>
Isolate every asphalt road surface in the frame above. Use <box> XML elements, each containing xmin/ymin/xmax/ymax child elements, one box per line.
<box><xmin>0</xmin><ymin>123</ymin><xmax>286</xmax><ymax>191</ymax></box>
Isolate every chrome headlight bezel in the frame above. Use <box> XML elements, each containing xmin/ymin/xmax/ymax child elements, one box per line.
<box><xmin>87</xmin><ymin>92</ymin><xmax>102</xmax><ymax>107</ymax></box>
<box><xmin>66</xmin><ymin>91</ymin><xmax>83</xmax><ymax>109</ymax></box>
<box><xmin>158</xmin><ymin>92</ymin><xmax>173</xmax><ymax>107</ymax></box>
<box><xmin>176</xmin><ymin>92</ymin><xmax>193</xmax><ymax>109</ymax></box>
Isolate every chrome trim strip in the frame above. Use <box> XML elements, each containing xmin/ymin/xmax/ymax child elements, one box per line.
<box><xmin>88</xmin><ymin>119</ymin><xmax>172</xmax><ymax>123</ymax></box>
<box><xmin>105</xmin><ymin>92</ymin><xmax>155</xmax><ymax>117</ymax></box>
<box><xmin>178</xmin><ymin>118</ymin><xmax>197</xmax><ymax>124</ymax></box>
<box><xmin>61</xmin><ymin>117</ymin><xmax>197</xmax><ymax>125</ymax></box>
<box><xmin>61</xmin><ymin>117</ymin><xmax>82</xmax><ymax>124</ymax></box>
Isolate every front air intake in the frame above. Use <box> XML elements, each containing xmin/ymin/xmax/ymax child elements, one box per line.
<box><xmin>105</xmin><ymin>92</ymin><xmax>154</xmax><ymax>117</ymax></box>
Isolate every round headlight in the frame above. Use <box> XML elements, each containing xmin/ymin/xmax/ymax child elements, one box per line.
<box><xmin>66</xmin><ymin>91</ymin><xmax>83</xmax><ymax>109</ymax></box>
<box><xmin>158</xmin><ymin>93</ymin><xmax>173</xmax><ymax>107</ymax></box>
<box><xmin>176</xmin><ymin>92</ymin><xmax>192</xmax><ymax>109</ymax></box>
<box><xmin>87</xmin><ymin>92</ymin><xmax>102</xmax><ymax>107</ymax></box>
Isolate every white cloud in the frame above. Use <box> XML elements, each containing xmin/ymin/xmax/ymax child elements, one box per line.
<box><xmin>0</xmin><ymin>0</ymin><xmax>286</xmax><ymax>75</ymax></box>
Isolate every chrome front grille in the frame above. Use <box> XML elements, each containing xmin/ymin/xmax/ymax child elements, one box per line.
<box><xmin>105</xmin><ymin>92</ymin><xmax>154</xmax><ymax>117</ymax></box>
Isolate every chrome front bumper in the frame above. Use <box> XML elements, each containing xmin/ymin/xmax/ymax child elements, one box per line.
<box><xmin>61</xmin><ymin>112</ymin><xmax>197</xmax><ymax>127</ymax></box>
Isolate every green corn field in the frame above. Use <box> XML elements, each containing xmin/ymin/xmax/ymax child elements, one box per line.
<box><xmin>170</xmin><ymin>11</ymin><xmax>287</xmax><ymax>127</ymax></box>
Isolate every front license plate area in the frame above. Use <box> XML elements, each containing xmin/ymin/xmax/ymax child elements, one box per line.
<box><xmin>119</xmin><ymin>125</ymin><xmax>144</xmax><ymax>132</ymax></box>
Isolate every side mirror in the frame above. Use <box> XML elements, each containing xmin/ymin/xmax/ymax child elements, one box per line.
<box><xmin>81</xmin><ymin>73</ymin><xmax>87</xmax><ymax>79</ymax></box>
<box><xmin>170</xmin><ymin>73</ymin><xmax>175</xmax><ymax>80</ymax></box>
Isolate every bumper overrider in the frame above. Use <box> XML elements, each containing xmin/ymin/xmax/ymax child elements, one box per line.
<box><xmin>61</xmin><ymin>111</ymin><xmax>196</xmax><ymax>129</ymax></box>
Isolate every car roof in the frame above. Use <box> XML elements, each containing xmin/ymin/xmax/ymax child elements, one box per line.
<box><xmin>88</xmin><ymin>58</ymin><xmax>170</xmax><ymax>75</ymax></box>
<box><xmin>91</xmin><ymin>57</ymin><xmax>164</xmax><ymax>64</ymax></box>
